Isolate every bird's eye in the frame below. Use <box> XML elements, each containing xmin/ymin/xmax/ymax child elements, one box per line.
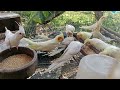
<box><xmin>19</xmin><ymin>33</ymin><xmax>21</xmax><ymax>34</ymax></box>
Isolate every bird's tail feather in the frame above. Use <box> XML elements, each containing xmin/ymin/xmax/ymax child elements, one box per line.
<box><xmin>42</xmin><ymin>60</ymin><xmax>68</xmax><ymax>74</ymax></box>
<box><xmin>42</xmin><ymin>54</ymin><xmax>71</xmax><ymax>74</ymax></box>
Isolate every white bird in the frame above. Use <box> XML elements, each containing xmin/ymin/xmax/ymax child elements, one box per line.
<box><xmin>61</xmin><ymin>37</ymin><xmax>75</xmax><ymax>46</ymax></box>
<box><xmin>22</xmin><ymin>33</ymin><xmax>64</xmax><ymax>52</ymax></box>
<box><xmin>42</xmin><ymin>41</ymin><xmax>84</xmax><ymax>74</ymax></box>
<box><xmin>4</xmin><ymin>21</ymin><xmax>25</xmax><ymax>49</ymax></box>
<box><xmin>48</xmin><ymin>31</ymin><xmax>75</xmax><ymax>56</ymax></box>
<box><xmin>60</xmin><ymin>31</ymin><xmax>75</xmax><ymax>47</ymax></box>
<box><xmin>80</xmin><ymin>15</ymin><xmax>107</xmax><ymax>31</ymax></box>
<box><xmin>66</xmin><ymin>24</ymin><xmax>75</xmax><ymax>34</ymax></box>
<box><xmin>84</xmin><ymin>38</ymin><xmax>111</xmax><ymax>52</ymax></box>
<box><xmin>99</xmin><ymin>45</ymin><xmax>120</xmax><ymax>62</ymax></box>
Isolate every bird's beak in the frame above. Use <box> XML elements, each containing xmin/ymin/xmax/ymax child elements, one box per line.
<box><xmin>22</xmin><ymin>33</ymin><xmax>26</xmax><ymax>37</ymax></box>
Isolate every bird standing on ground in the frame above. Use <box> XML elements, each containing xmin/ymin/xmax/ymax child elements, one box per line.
<box><xmin>42</xmin><ymin>41</ymin><xmax>84</xmax><ymax>74</ymax></box>
<box><xmin>22</xmin><ymin>33</ymin><xmax>64</xmax><ymax>52</ymax></box>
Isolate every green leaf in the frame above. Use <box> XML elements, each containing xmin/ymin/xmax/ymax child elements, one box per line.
<box><xmin>33</xmin><ymin>16</ymin><xmax>42</xmax><ymax>23</ymax></box>
<box><xmin>38</xmin><ymin>11</ymin><xmax>46</xmax><ymax>23</ymax></box>
<box><xmin>43</xmin><ymin>11</ymin><xmax>51</xmax><ymax>19</ymax></box>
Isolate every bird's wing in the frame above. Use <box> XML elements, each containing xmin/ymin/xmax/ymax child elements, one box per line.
<box><xmin>62</xmin><ymin>37</ymin><xmax>74</xmax><ymax>45</ymax></box>
<box><xmin>43</xmin><ymin>51</ymin><xmax>72</xmax><ymax>74</ymax></box>
<box><xmin>4</xmin><ymin>27</ymin><xmax>14</xmax><ymax>45</ymax></box>
<box><xmin>42</xmin><ymin>60</ymin><xmax>68</xmax><ymax>74</ymax></box>
<box><xmin>48</xmin><ymin>48</ymin><xmax>65</xmax><ymax>56</ymax></box>
<box><xmin>5</xmin><ymin>27</ymin><xmax>14</xmax><ymax>38</ymax></box>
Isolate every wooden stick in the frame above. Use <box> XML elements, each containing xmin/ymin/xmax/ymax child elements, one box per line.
<box><xmin>101</xmin><ymin>27</ymin><xmax>120</xmax><ymax>43</ymax></box>
<box><xmin>103</xmin><ymin>26</ymin><xmax>120</xmax><ymax>38</ymax></box>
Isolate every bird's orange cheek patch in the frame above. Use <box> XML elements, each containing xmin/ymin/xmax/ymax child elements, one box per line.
<box><xmin>58</xmin><ymin>37</ymin><xmax>64</xmax><ymax>42</ymax></box>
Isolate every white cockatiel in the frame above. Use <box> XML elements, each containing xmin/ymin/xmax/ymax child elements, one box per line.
<box><xmin>61</xmin><ymin>31</ymin><xmax>75</xmax><ymax>46</ymax></box>
<box><xmin>84</xmin><ymin>38</ymin><xmax>111</xmax><ymax>52</ymax></box>
<box><xmin>79</xmin><ymin>15</ymin><xmax>113</xmax><ymax>42</ymax></box>
<box><xmin>4</xmin><ymin>21</ymin><xmax>25</xmax><ymax>49</ymax></box>
<box><xmin>22</xmin><ymin>33</ymin><xmax>64</xmax><ymax>52</ymax></box>
<box><xmin>99</xmin><ymin>45</ymin><xmax>120</xmax><ymax>62</ymax></box>
<box><xmin>42</xmin><ymin>41</ymin><xmax>84</xmax><ymax>74</ymax></box>
<box><xmin>66</xmin><ymin>24</ymin><xmax>75</xmax><ymax>34</ymax></box>
<box><xmin>80</xmin><ymin>15</ymin><xmax>107</xmax><ymax>31</ymax></box>
<box><xmin>77</xmin><ymin>31</ymin><xmax>92</xmax><ymax>41</ymax></box>
<box><xmin>48</xmin><ymin>31</ymin><xmax>75</xmax><ymax>56</ymax></box>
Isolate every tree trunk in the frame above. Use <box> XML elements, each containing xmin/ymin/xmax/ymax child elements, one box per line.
<box><xmin>94</xmin><ymin>11</ymin><xmax>120</xmax><ymax>42</ymax></box>
<box><xmin>103</xmin><ymin>26</ymin><xmax>120</xmax><ymax>38</ymax></box>
<box><xmin>94</xmin><ymin>11</ymin><xmax>103</xmax><ymax>20</ymax></box>
<box><xmin>43</xmin><ymin>11</ymin><xmax>65</xmax><ymax>24</ymax></box>
<box><xmin>101</xmin><ymin>27</ymin><xmax>120</xmax><ymax>43</ymax></box>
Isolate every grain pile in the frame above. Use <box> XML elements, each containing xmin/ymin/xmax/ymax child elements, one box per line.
<box><xmin>0</xmin><ymin>54</ymin><xmax>32</xmax><ymax>69</ymax></box>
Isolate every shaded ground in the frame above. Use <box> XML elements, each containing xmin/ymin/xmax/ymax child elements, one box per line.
<box><xmin>28</xmin><ymin>52</ymin><xmax>84</xmax><ymax>79</ymax></box>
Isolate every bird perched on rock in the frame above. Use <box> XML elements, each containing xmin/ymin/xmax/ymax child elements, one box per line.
<box><xmin>22</xmin><ymin>33</ymin><xmax>64</xmax><ymax>52</ymax></box>
<box><xmin>4</xmin><ymin>21</ymin><xmax>25</xmax><ymax>49</ymax></box>
<box><xmin>42</xmin><ymin>41</ymin><xmax>84</xmax><ymax>74</ymax></box>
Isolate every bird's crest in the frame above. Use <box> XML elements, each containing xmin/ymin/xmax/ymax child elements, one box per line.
<box><xmin>5</xmin><ymin>27</ymin><xmax>8</xmax><ymax>31</ymax></box>
<box><xmin>15</xmin><ymin>21</ymin><xmax>25</xmax><ymax>34</ymax></box>
<box><xmin>4</xmin><ymin>27</ymin><xmax>12</xmax><ymax>36</ymax></box>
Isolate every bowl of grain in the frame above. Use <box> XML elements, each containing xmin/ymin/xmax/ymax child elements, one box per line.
<box><xmin>0</xmin><ymin>47</ymin><xmax>37</xmax><ymax>79</ymax></box>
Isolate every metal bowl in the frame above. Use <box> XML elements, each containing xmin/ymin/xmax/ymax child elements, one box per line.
<box><xmin>0</xmin><ymin>47</ymin><xmax>37</xmax><ymax>79</ymax></box>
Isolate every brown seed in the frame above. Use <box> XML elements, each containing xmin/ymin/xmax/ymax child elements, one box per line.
<box><xmin>0</xmin><ymin>54</ymin><xmax>32</xmax><ymax>69</ymax></box>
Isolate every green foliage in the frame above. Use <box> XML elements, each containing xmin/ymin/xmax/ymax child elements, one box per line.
<box><xmin>13</xmin><ymin>11</ymin><xmax>64</xmax><ymax>38</ymax></box>
<box><xmin>49</xmin><ymin>11</ymin><xmax>96</xmax><ymax>32</ymax></box>
<box><xmin>103</xmin><ymin>11</ymin><xmax>120</xmax><ymax>33</ymax></box>
<box><xmin>13</xmin><ymin>11</ymin><xmax>120</xmax><ymax>38</ymax></box>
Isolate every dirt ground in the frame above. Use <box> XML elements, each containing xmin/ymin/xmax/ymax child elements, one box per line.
<box><xmin>28</xmin><ymin>52</ymin><xmax>84</xmax><ymax>79</ymax></box>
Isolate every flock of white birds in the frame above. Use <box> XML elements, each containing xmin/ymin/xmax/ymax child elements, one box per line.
<box><xmin>1</xmin><ymin>15</ymin><xmax>120</xmax><ymax>79</ymax></box>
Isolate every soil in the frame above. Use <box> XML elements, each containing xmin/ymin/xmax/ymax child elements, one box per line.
<box><xmin>28</xmin><ymin>52</ymin><xmax>84</xmax><ymax>79</ymax></box>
